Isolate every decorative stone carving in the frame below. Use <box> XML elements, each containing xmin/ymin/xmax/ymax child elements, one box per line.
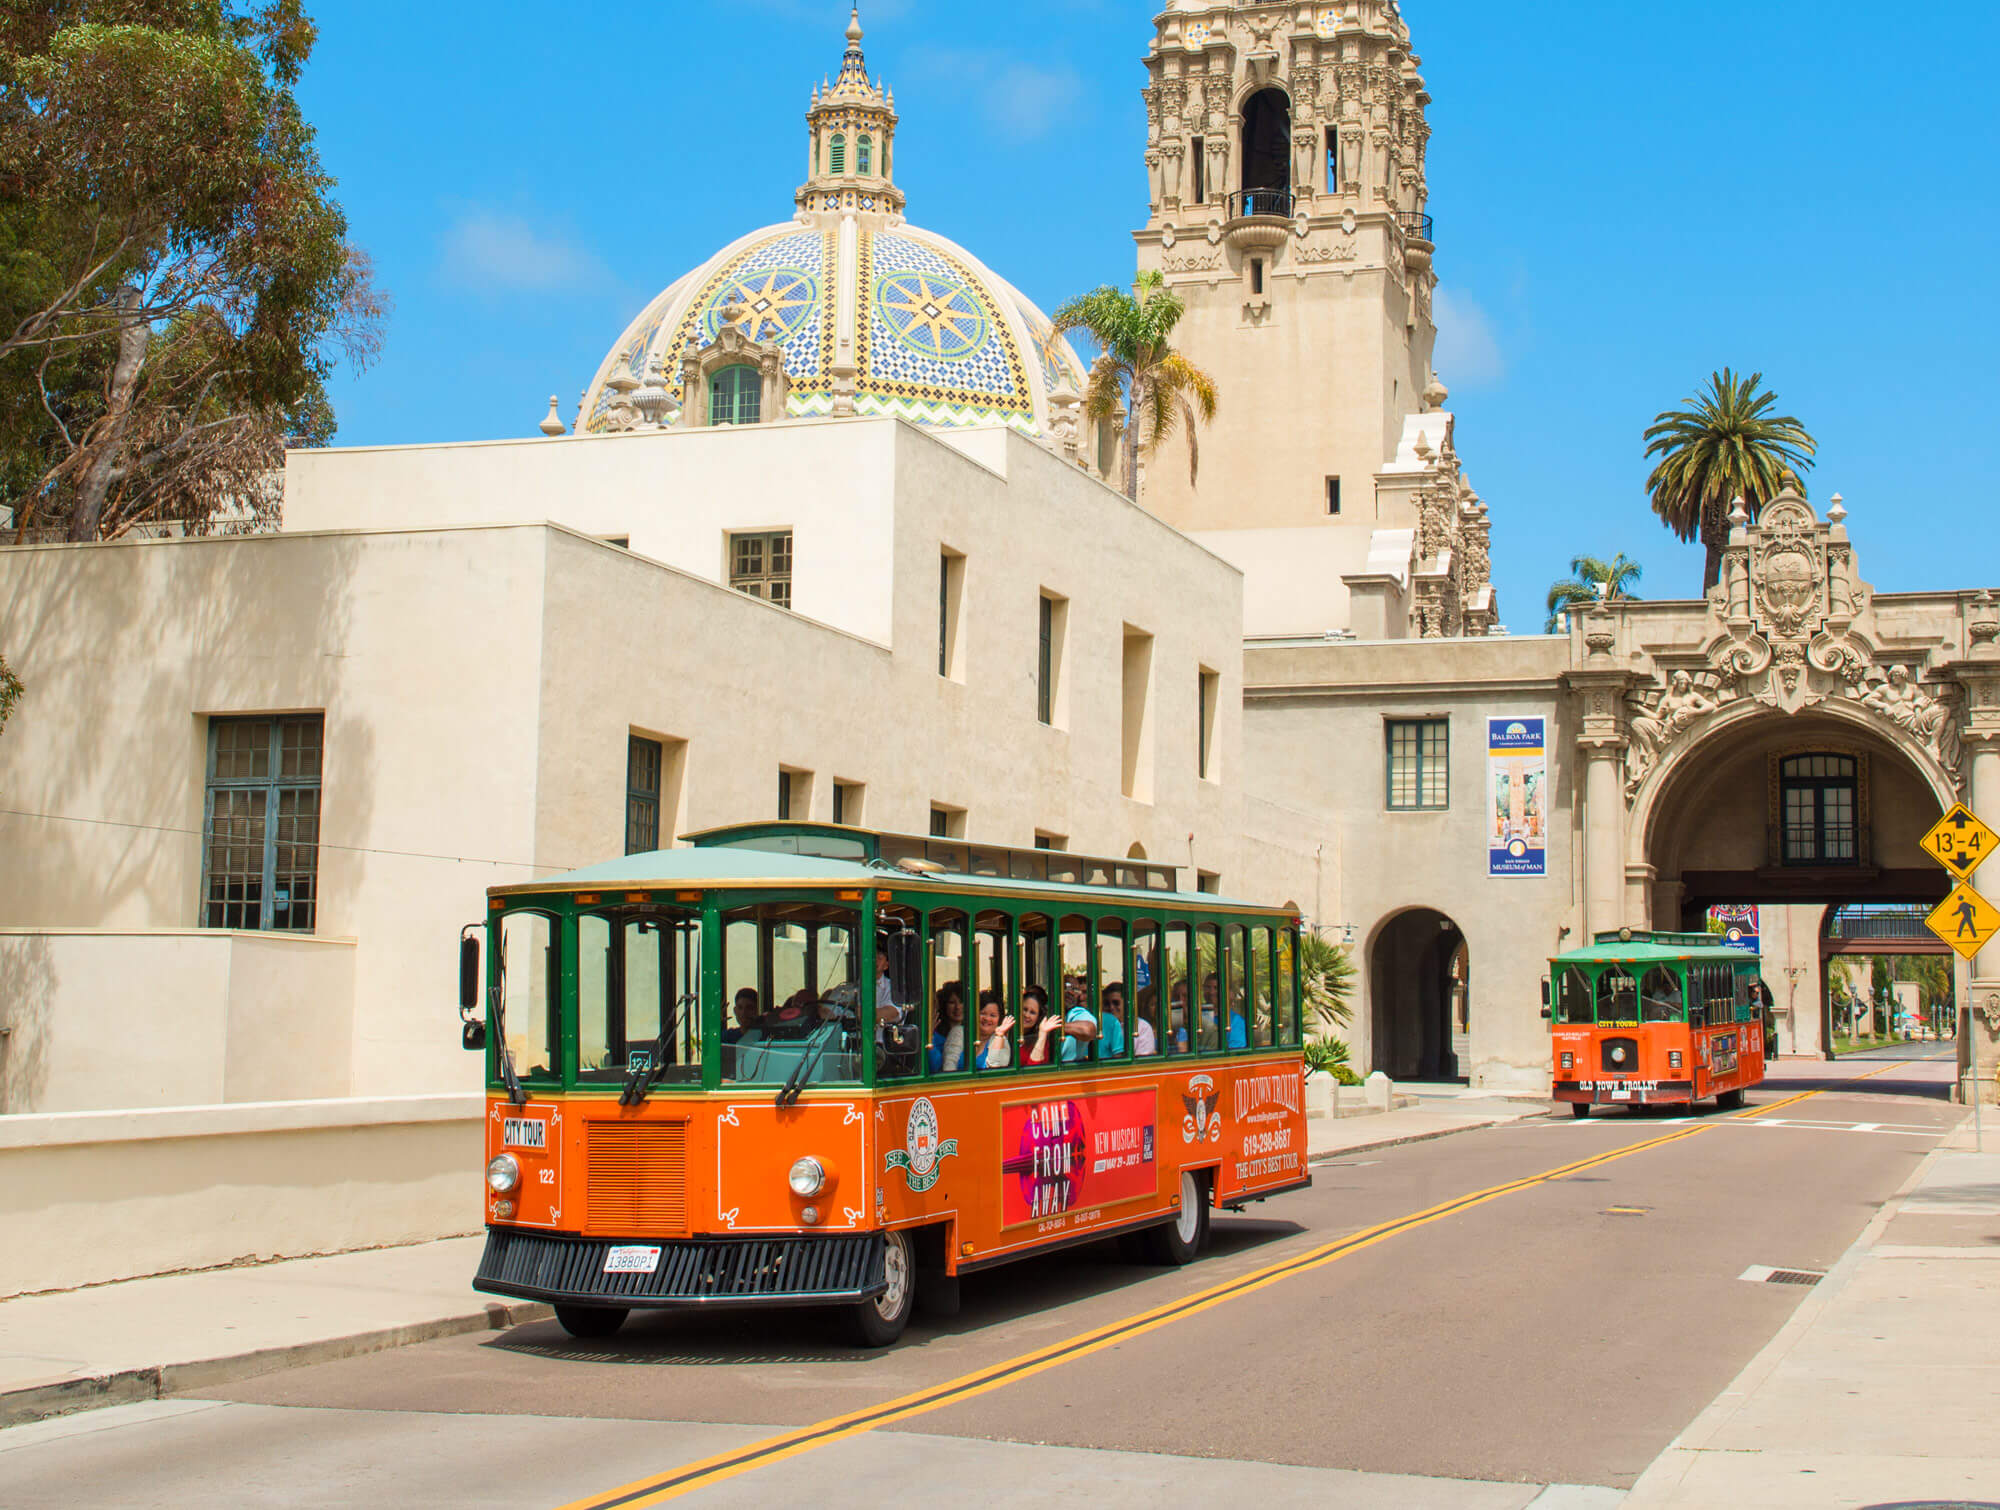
<box><xmin>1296</xmin><ymin>242</ymin><xmax>1359</xmax><ymax>264</ymax></box>
<box><xmin>1591</xmin><ymin>483</ymin><xmax>1973</xmax><ymax>800</ymax></box>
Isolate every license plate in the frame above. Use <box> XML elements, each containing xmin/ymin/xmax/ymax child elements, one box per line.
<box><xmin>604</xmin><ymin>1245</ymin><xmax>661</xmax><ymax>1275</ymax></box>
<box><xmin>503</xmin><ymin>1118</ymin><xmax>547</xmax><ymax>1149</ymax></box>
<box><xmin>1611</xmin><ymin>1088</ymin><xmax>1633</xmax><ymax>1101</ymax></box>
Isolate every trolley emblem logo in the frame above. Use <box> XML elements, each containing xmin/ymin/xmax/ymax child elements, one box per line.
<box><xmin>886</xmin><ymin>1097</ymin><xmax>959</xmax><ymax>1193</ymax></box>
<box><xmin>1181</xmin><ymin>1074</ymin><xmax>1222</xmax><ymax>1145</ymax></box>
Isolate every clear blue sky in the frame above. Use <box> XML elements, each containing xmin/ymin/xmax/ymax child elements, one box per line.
<box><xmin>301</xmin><ymin>0</ymin><xmax>2000</xmax><ymax>618</ymax></box>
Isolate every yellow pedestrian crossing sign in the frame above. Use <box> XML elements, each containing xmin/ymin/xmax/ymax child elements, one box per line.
<box><xmin>1921</xmin><ymin>804</ymin><xmax>1999</xmax><ymax>881</ymax></box>
<box><xmin>1925</xmin><ymin>882</ymin><xmax>2000</xmax><ymax>961</ymax></box>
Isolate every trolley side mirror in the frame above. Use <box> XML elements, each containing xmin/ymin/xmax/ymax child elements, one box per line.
<box><xmin>459</xmin><ymin>930</ymin><xmax>486</xmax><ymax>1051</ymax></box>
<box><xmin>1540</xmin><ymin>977</ymin><xmax>1553</xmax><ymax>1020</ymax></box>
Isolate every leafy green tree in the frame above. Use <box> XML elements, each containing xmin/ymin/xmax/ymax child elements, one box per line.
<box><xmin>1050</xmin><ymin>270</ymin><xmax>1217</xmax><ymax>502</ymax></box>
<box><xmin>1643</xmin><ymin>369</ymin><xmax>1816</xmax><ymax>591</ymax></box>
<box><xmin>0</xmin><ymin>2</ymin><xmax>384</xmax><ymax>541</ymax></box>
<box><xmin>0</xmin><ymin>652</ymin><xmax>20</xmax><ymax>736</ymax></box>
<box><xmin>1545</xmin><ymin>553</ymin><xmax>1643</xmax><ymax>632</ymax></box>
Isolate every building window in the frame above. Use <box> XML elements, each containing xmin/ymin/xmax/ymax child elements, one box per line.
<box><xmin>203</xmin><ymin>714</ymin><xmax>323</xmax><ymax>932</ymax></box>
<box><xmin>1122</xmin><ymin>626</ymin><xmax>1155</xmax><ymax>802</ymax></box>
<box><xmin>1034</xmin><ymin>830</ymin><xmax>1067</xmax><ymax>851</ymax></box>
<box><xmin>830</xmin><ymin>133</ymin><xmax>846</xmax><ymax>174</ymax></box>
<box><xmin>1198</xmin><ymin>667</ymin><xmax>1220</xmax><ymax>780</ymax></box>
<box><xmin>626</xmin><ymin>735</ymin><xmax>663</xmax><ymax>854</ymax></box>
<box><xmin>833</xmin><ymin>780</ymin><xmax>864</xmax><ymax>827</ymax></box>
<box><xmin>1250</xmin><ymin>258</ymin><xmax>1265</xmax><ymax>296</ymax></box>
<box><xmin>1326</xmin><ymin>476</ymin><xmax>1341</xmax><ymax>516</ymax></box>
<box><xmin>1386</xmin><ymin>718</ymin><xmax>1449</xmax><ymax>810</ymax></box>
<box><xmin>710</xmin><ymin>364</ymin><xmax>761</xmax><ymax>426</ymax></box>
<box><xmin>728</xmin><ymin>530</ymin><xmax>792</xmax><ymax>609</ymax></box>
<box><xmin>1192</xmin><ymin>138</ymin><xmax>1206</xmax><ymax>203</ymax></box>
<box><xmin>1197</xmin><ymin>869</ymin><xmax>1220</xmax><ymax>894</ymax></box>
<box><xmin>1781</xmin><ymin>754</ymin><xmax>1858</xmax><ymax>865</ymax></box>
<box><xmin>938</xmin><ymin>547</ymin><xmax>965</xmax><ymax>680</ymax></box>
<box><xmin>1325</xmin><ymin>126</ymin><xmax>1338</xmax><ymax>187</ymax></box>
<box><xmin>858</xmin><ymin>134</ymin><xmax>872</xmax><ymax>174</ymax></box>
<box><xmin>778</xmin><ymin>767</ymin><xmax>812</xmax><ymax>821</ymax></box>
<box><xmin>1037</xmin><ymin>592</ymin><xmax>1070</xmax><ymax>727</ymax></box>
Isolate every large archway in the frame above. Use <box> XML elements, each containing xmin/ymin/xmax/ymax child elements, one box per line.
<box><xmin>1640</xmin><ymin>707</ymin><xmax>1950</xmax><ymax>1058</ymax></box>
<box><xmin>1369</xmin><ymin>908</ymin><xmax>1468</xmax><ymax>1082</ymax></box>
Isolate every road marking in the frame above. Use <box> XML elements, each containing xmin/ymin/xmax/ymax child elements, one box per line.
<box><xmin>552</xmin><ymin>1059</ymin><xmax>1915</xmax><ymax>1510</ymax></box>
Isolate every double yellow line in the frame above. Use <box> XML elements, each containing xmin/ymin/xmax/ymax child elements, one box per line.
<box><xmin>557</xmin><ymin>1064</ymin><xmax>1905</xmax><ymax>1509</ymax></box>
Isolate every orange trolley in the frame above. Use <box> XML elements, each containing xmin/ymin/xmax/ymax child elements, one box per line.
<box><xmin>1544</xmin><ymin>930</ymin><xmax>1766</xmax><ymax>1117</ymax></box>
<box><xmin>460</xmin><ymin>823</ymin><xmax>1309</xmax><ymax>1345</ymax></box>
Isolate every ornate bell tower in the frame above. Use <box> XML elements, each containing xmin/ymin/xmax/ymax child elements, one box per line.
<box><xmin>797</xmin><ymin>8</ymin><xmax>904</xmax><ymax>223</ymax></box>
<box><xmin>1136</xmin><ymin>2</ymin><xmax>1494</xmax><ymax>639</ymax></box>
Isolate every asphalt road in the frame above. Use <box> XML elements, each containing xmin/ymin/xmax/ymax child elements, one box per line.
<box><xmin>0</xmin><ymin>1050</ymin><xmax>1962</xmax><ymax>1508</ymax></box>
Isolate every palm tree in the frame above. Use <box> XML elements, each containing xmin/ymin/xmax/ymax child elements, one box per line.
<box><xmin>1050</xmin><ymin>271</ymin><xmax>1218</xmax><ymax>502</ymax></box>
<box><xmin>1545</xmin><ymin>553</ymin><xmax>1644</xmax><ymax>632</ymax></box>
<box><xmin>1643</xmin><ymin>369</ymin><xmax>1816</xmax><ymax>591</ymax></box>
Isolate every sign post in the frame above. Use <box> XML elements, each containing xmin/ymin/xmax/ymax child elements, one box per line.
<box><xmin>1921</xmin><ymin>804</ymin><xmax>1995</xmax><ymax>1150</ymax></box>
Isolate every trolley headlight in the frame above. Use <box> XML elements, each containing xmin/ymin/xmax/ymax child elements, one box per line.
<box><xmin>788</xmin><ymin>1156</ymin><xmax>827</xmax><ymax>1198</ymax></box>
<box><xmin>1669</xmin><ymin>1050</ymin><xmax>1683</xmax><ymax>1070</ymax></box>
<box><xmin>486</xmin><ymin>1154</ymin><xmax>521</xmax><ymax>1194</ymax></box>
<box><xmin>1609</xmin><ymin>1045</ymin><xmax>1629</xmax><ymax>1066</ymax></box>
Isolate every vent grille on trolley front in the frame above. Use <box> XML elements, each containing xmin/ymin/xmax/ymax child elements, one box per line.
<box><xmin>586</xmin><ymin>1120</ymin><xmax>688</xmax><ymax>1236</ymax></box>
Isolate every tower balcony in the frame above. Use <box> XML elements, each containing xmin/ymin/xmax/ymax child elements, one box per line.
<box><xmin>1398</xmin><ymin>211</ymin><xmax>1436</xmax><ymax>272</ymax></box>
<box><xmin>1223</xmin><ymin>188</ymin><xmax>1295</xmax><ymax>251</ymax></box>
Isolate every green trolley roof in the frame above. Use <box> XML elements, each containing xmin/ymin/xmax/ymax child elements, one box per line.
<box><xmin>1553</xmin><ymin>930</ymin><xmax>1761</xmax><ymax>967</ymax></box>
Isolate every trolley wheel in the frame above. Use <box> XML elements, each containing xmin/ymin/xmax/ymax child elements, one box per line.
<box><xmin>1716</xmin><ymin>1088</ymin><xmax>1747</xmax><ymax>1111</ymax></box>
<box><xmin>553</xmin><ymin>1304</ymin><xmax>628</xmax><ymax>1339</ymax></box>
<box><xmin>1569</xmin><ymin>1101</ymin><xmax>1593</xmax><ymax>1119</ymax></box>
<box><xmin>1144</xmin><ymin>1170</ymin><xmax>1211</xmax><ymax>1266</ymax></box>
<box><xmin>848</xmin><ymin>1227</ymin><xmax>915</xmax><ymax>1348</ymax></box>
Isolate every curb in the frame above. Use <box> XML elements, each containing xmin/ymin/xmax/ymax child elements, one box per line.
<box><xmin>0</xmin><ymin>1300</ymin><xmax>551</xmax><ymax>1431</ymax></box>
<box><xmin>1307</xmin><ymin>1112</ymin><xmax>1546</xmax><ymax>1164</ymax></box>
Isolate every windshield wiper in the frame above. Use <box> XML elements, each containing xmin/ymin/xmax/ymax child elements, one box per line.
<box><xmin>621</xmin><ymin>993</ymin><xmax>697</xmax><ymax>1108</ymax></box>
<box><xmin>489</xmin><ymin>984</ymin><xmax>526</xmax><ymax>1107</ymax></box>
<box><xmin>777</xmin><ymin>1020</ymin><xmax>838</xmax><ymax>1107</ymax></box>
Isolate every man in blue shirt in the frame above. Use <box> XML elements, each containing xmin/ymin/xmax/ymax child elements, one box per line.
<box><xmin>1059</xmin><ymin>973</ymin><xmax>1097</xmax><ymax>1062</ymax></box>
<box><xmin>1096</xmin><ymin>983</ymin><xmax>1128</xmax><ymax>1058</ymax></box>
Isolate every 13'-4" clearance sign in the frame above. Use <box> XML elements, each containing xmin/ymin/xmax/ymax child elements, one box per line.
<box><xmin>1487</xmin><ymin>717</ymin><xmax>1547</xmax><ymax>878</ymax></box>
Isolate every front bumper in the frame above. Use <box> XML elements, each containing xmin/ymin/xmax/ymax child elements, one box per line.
<box><xmin>1553</xmin><ymin>1080</ymin><xmax>1696</xmax><ymax>1105</ymax></box>
<box><xmin>474</xmin><ymin>1229</ymin><xmax>887</xmax><ymax>1310</ymax></box>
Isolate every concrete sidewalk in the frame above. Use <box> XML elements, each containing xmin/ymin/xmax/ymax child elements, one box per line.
<box><xmin>0</xmin><ymin>1237</ymin><xmax>539</xmax><ymax>1428</ymax></box>
<box><xmin>1308</xmin><ymin>1088</ymin><xmax>1547</xmax><ymax>1160</ymax></box>
<box><xmin>1627</xmin><ymin>1111</ymin><xmax>2000</xmax><ymax>1508</ymax></box>
<box><xmin>0</xmin><ymin>1096</ymin><xmax>1537</xmax><ymax>1432</ymax></box>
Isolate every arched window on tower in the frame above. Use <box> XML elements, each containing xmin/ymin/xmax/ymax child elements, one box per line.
<box><xmin>710</xmin><ymin>366</ymin><xmax>763</xmax><ymax>427</ymax></box>
<box><xmin>859</xmin><ymin>135</ymin><xmax>872</xmax><ymax>175</ymax></box>
<box><xmin>1239</xmin><ymin>88</ymin><xmax>1292</xmax><ymax>215</ymax></box>
<box><xmin>830</xmin><ymin>134</ymin><xmax>846</xmax><ymax>175</ymax></box>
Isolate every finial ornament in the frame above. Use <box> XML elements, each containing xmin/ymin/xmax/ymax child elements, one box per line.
<box><xmin>1827</xmin><ymin>492</ymin><xmax>1847</xmax><ymax>524</ymax></box>
<box><xmin>1727</xmin><ymin>498</ymin><xmax>1748</xmax><ymax>526</ymax></box>
<box><xmin>539</xmin><ymin>395</ymin><xmax>566</xmax><ymax>437</ymax></box>
<box><xmin>847</xmin><ymin>6</ymin><xmax>862</xmax><ymax>44</ymax></box>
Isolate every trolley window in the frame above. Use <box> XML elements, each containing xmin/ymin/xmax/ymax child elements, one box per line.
<box><xmin>1133</xmin><ymin>921</ymin><xmax>1162</xmax><ymax>1056</ymax></box>
<box><xmin>877</xmin><ymin>902</ymin><xmax>923</xmax><ymax>1081</ymax></box>
<box><xmin>1640</xmin><ymin>965</ymin><xmax>1684</xmax><ymax>1023</ymax></box>
<box><xmin>497</xmin><ymin>909</ymin><xmax>560</xmax><ymax>1082</ymax></box>
<box><xmin>1554</xmin><ymin>967</ymin><xmax>1594</xmax><ymax>1025</ymax></box>
<box><xmin>1597</xmin><ymin>969</ymin><xmax>1638</xmax><ymax>1024</ymax></box>
<box><xmin>928</xmin><ymin>909</ymin><xmax>970</xmax><ymax>1073</ymax></box>
<box><xmin>719</xmin><ymin>900</ymin><xmax>863</xmax><ymax>1086</ymax></box>
<box><xmin>576</xmin><ymin>908</ymin><xmax>701</xmax><ymax>1085</ymax></box>
<box><xmin>1095</xmin><ymin>916</ymin><xmax>1129</xmax><ymax>1060</ymax></box>
<box><xmin>1163</xmin><ymin>923</ymin><xmax>1192</xmax><ymax>1055</ymax></box>
<box><xmin>1249</xmin><ymin>925</ymin><xmax>1275</xmax><ymax>1048</ymax></box>
<box><xmin>1275</xmin><ymin>928</ymin><xmax>1299</xmax><ymax>1047</ymax></box>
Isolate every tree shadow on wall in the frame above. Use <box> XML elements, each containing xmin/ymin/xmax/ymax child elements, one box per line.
<box><xmin>0</xmin><ymin>933</ymin><xmax>55</xmax><ymax>1113</ymax></box>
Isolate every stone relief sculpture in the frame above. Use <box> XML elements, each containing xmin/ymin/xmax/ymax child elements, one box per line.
<box><xmin>1598</xmin><ymin>483</ymin><xmax>1972</xmax><ymax>800</ymax></box>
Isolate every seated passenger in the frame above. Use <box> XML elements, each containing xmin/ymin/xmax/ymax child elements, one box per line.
<box><xmin>1197</xmin><ymin>973</ymin><xmax>1222</xmax><ymax>1050</ymax></box>
<box><xmin>974</xmin><ymin>990</ymin><xmax>1014</xmax><ymax>1069</ymax></box>
<box><xmin>1133</xmin><ymin>986</ymin><xmax>1160</xmax><ymax>1057</ymax></box>
<box><xmin>1060</xmin><ymin>983</ymin><xmax>1099</xmax><ymax>1064</ymax></box>
<box><xmin>722</xmin><ymin>988</ymin><xmax>764</xmax><ymax>1045</ymax></box>
<box><xmin>1019</xmin><ymin>986</ymin><xmax>1062</xmax><ymax>1066</ymax></box>
<box><xmin>1642</xmin><ymin>983</ymin><xmax>1682</xmax><ymax>1023</ymax></box>
<box><xmin>930</xmin><ymin>984</ymin><xmax>968</xmax><ymax>1072</ymax></box>
<box><xmin>1096</xmin><ymin>982</ymin><xmax>1129</xmax><ymax>1059</ymax></box>
<box><xmin>1169</xmin><ymin>980</ymin><xmax>1191</xmax><ymax>1051</ymax></box>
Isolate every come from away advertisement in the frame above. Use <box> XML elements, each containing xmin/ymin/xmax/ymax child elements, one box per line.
<box><xmin>1000</xmin><ymin>1090</ymin><xmax>1158</xmax><ymax>1228</ymax></box>
<box><xmin>1488</xmin><ymin>717</ymin><xmax>1548</xmax><ymax>877</ymax></box>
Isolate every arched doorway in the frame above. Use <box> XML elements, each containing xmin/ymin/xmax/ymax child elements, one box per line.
<box><xmin>1822</xmin><ymin>904</ymin><xmax>1954</xmax><ymax>1050</ymax></box>
<box><xmin>1639</xmin><ymin>707</ymin><xmax>1951</xmax><ymax>1059</ymax></box>
<box><xmin>1369</xmin><ymin>908</ymin><xmax>1468</xmax><ymax>1082</ymax></box>
<box><xmin>1239</xmin><ymin>87</ymin><xmax>1291</xmax><ymax>203</ymax></box>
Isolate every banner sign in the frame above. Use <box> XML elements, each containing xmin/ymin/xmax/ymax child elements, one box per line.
<box><xmin>1000</xmin><ymin>1089</ymin><xmax>1157</xmax><ymax>1227</ymax></box>
<box><xmin>1708</xmin><ymin>904</ymin><xmax>1760</xmax><ymax>951</ymax></box>
<box><xmin>1487</xmin><ymin>717</ymin><xmax>1547</xmax><ymax>877</ymax></box>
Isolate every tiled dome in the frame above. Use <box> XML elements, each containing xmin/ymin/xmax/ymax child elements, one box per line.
<box><xmin>580</xmin><ymin>220</ymin><xmax>1088</xmax><ymax>438</ymax></box>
